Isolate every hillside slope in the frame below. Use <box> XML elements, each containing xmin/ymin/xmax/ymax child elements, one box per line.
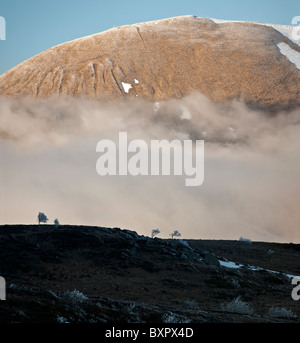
<box><xmin>0</xmin><ymin>16</ymin><xmax>300</xmax><ymax>111</ymax></box>
<box><xmin>0</xmin><ymin>225</ymin><xmax>299</xmax><ymax>323</ymax></box>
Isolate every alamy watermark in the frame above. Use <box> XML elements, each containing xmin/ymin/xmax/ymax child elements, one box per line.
<box><xmin>0</xmin><ymin>276</ymin><xmax>5</xmax><ymax>300</ymax></box>
<box><xmin>0</xmin><ymin>16</ymin><xmax>6</xmax><ymax>40</ymax></box>
<box><xmin>291</xmin><ymin>276</ymin><xmax>300</xmax><ymax>301</ymax></box>
<box><xmin>292</xmin><ymin>16</ymin><xmax>300</xmax><ymax>41</ymax></box>
<box><xmin>96</xmin><ymin>132</ymin><xmax>204</xmax><ymax>186</ymax></box>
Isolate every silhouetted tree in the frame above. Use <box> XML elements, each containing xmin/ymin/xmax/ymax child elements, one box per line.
<box><xmin>170</xmin><ymin>230</ymin><xmax>181</xmax><ymax>239</ymax></box>
<box><xmin>38</xmin><ymin>212</ymin><xmax>48</xmax><ymax>225</ymax></box>
<box><xmin>151</xmin><ymin>229</ymin><xmax>160</xmax><ymax>238</ymax></box>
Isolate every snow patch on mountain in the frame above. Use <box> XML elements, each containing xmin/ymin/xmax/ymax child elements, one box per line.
<box><xmin>277</xmin><ymin>42</ymin><xmax>300</xmax><ymax>70</ymax></box>
<box><xmin>219</xmin><ymin>258</ymin><xmax>298</xmax><ymax>279</ymax></box>
<box><xmin>219</xmin><ymin>260</ymin><xmax>242</xmax><ymax>269</ymax></box>
<box><xmin>121</xmin><ymin>82</ymin><xmax>132</xmax><ymax>93</ymax></box>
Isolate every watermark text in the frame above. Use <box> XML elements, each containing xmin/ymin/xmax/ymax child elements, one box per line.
<box><xmin>292</xmin><ymin>16</ymin><xmax>300</xmax><ymax>41</ymax></box>
<box><xmin>0</xmin><ymin>16</ymin><xmax>6</xmax><ymax>40</ymax></box>
<box><xmin>96</xmin><ymin>132</ymin><xmax>204</xmax><ymax>186</ymax></box>
<box><xmin>0</xmin><ymin>276</ymin><xmax>5</xmax><ymax>300</ymax></box>
<box><xmin>292</xmin><ymin>276</ymin><xmax>300</xmax><ymax>301</ymax></box>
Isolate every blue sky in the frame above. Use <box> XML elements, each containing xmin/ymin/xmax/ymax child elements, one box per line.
<box><xmin>0</xmin><ymin>0</ymin><xmax>299</xmax><ymax>75</ymax></box>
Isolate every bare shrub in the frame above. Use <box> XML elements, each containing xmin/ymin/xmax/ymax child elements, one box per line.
<box><xmin>221</xmin><ymin>296</ymin><xmax>253</xmax><ymax>315</ymax></box>
<box><xmin>62</xmin><ymin>289</ymin><xmax>88</xmax><ymax>304</ymax></box>
<box><xmin>170</xmin><ymin>230</ymin><xmax>181</xmax><ymax>239</ymax></box>
<box><xmin>151</xmin><ymin>229</ymin><xmax>160</xmax><ymax>238</ymax></box>
<box><xmin>268</xmin><ymin>307</ymin><xmax>297</xmax><ymax>319</ymax></box>
<box><xmin>239</xmin><ymin>237</ymin><xmax>252</xmax><ymax>244</ymax></box>
<box><xmin>162</xmin><ymin>312</ymin><xmax>191</xmax><ymax>323</ymax></box>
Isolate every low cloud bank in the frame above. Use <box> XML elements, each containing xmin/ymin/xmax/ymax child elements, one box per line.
<box><xmin>1</xmin><ymin>93</ymin><xmax>299</xmax><ymax>242</ymax></box>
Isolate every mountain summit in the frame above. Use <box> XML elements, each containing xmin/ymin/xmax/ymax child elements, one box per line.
<box><xmin>0</xmin><ymin>16</ymin><xmax>299</xmax><ymax>110</ymax></box>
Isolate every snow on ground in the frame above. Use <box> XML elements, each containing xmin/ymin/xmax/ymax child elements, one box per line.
<box><xmin>210</xmin><ymin>18</ymin><xmax>244</xmax><ymax>24</ymax></box>
<box><xmin>219</xmin><ymin>260</ymin><xmax>243</xmax><ymax>269</ymax></box>
<box><xmin>134</xmin><ymin>79</ymin><xmax>139</xmax><ymax>84</ymax></box>
<box><xmin>121</xmin><ymin>82</ymin><xmax>132</xmax><ymax>93</ymax></box>
<box><xmin>277</xmin><ymin>42</ymin><xmax>300</xmax><ymax>70</ymax></box>
<box><xmin>212</xmin><ymin>17</ymin><xmax>300</xmax><ymax>69</ymax></box>
<box><xmin>219</xmin><ymin>258</ymin><xmax>298</xmax><ymax>279</ymax></box>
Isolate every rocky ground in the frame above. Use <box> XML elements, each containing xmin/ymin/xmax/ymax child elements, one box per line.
<box><xmin>0</xmin><ymin>224</ymin><xmax>299</xmax><ymax>323</ymax></box>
